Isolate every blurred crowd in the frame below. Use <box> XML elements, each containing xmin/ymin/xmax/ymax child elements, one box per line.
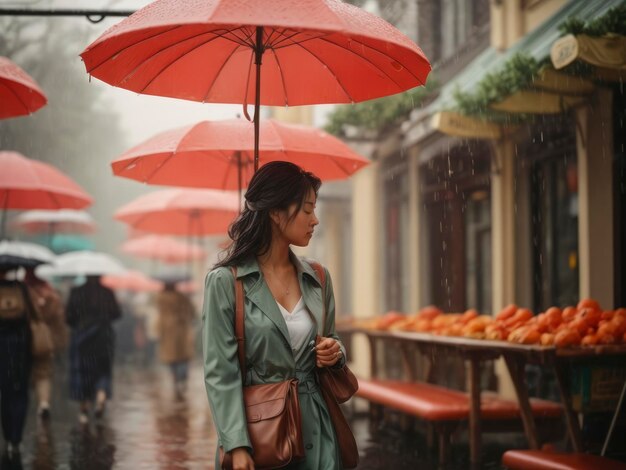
<box><xmin>0</xmin><ymin>267</ymin><xmax>199</xmax><ymax>465</ymax></box>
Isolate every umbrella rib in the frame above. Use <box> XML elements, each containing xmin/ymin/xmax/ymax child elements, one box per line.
<box><xmin>280</xmin><ymin>40</ymin><xmax>354</xmax><ymax>102</ymax></box>
<box><xmin>0</xmin><ymin>81</ymin><xmax>32</xmax><ymax>114</ymax></box>
<box><xmin>315</xmin><ymin>37</ymin><xmax>405</xmax><ymax>90</ymax></box>
<box><xmin>270</xmin><ymin>29</ymin><xmax>329</xmax><ymax>50</ymax></box>
<box><xmin>320</xmin><ymin>36</ymin><xmax>426</xmax><ymax>87</ymax></box>
<box><xmin>268</xmin><ymin>47</ymin><xmax>290</xmax><ymax>106</ymax></box>
<box><xmin>201</xmin><ymin>42</ymin><xmax>245</xmax><ymax>104</ymax></box>
<box><xmin>134</xmin><ymin>29</ymin><xmax>245</xmax><ymax>95</ymax></box>
<box><xmin>87</xmin><ymin>25</ymin><xmax>184</xmax><ymax>73</ymax></box>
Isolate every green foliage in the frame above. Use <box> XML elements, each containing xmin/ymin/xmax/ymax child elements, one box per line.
<box><xmin>453</xmin><ymin>54</ymin><xmax>541</xmax><ymax>119</ymax></box>
<box><xmin>325</xmin><ymin>79</ymin><xmax>436</xmax><ymax>136</ymax></box>
<box><xmin>559</xmin><ymin>3</ymin><xmax>626</xmax><ymax>37</ymax></box>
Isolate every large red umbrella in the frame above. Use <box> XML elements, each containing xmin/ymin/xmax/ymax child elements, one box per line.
<box><xmin>0</xmin><ymin>57</ymin><xmax>47</xmax><ymax>119</ymax></box>
<box><xmin>0</xmin><ymin>151</ymin><xmax>92</xmax><ymax>238</ymax></box>
<box><xmin>121</xmin><ymin>234</ymin><xmax>206</xmax><ymax>264</ymax></box>
<box><xmin>114</xmin><ymin>188</ymin><xmax>238</xmax><ymax>236</ymax></box>
<box><xmin>80</xmin><ymin>0</ymin><xmax>431</xmax><ymax>170</ymax></box>
<box><xmin>112</xmin><ymin>118</ymin><xmax>369</xmax><ymax>191</ymax></box>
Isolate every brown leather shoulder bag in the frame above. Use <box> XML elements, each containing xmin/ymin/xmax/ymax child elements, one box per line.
<box><xmin>219</xmin><ymin>267</ymin><xmax>305</xmax><ymax>470</ymax></box>
<box><xmin>310</xmin><ymin>262</ymin><xmax>360</xmax><ymax>469</ymax></box>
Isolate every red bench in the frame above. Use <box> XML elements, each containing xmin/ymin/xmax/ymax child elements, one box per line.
<box><xmin>356</xmin><ymin>378</ymin><xmax>563</xmax><ymax>464</ymax></box>
<box><xmin>503</xmin><ymin>449</ymin><xmax>626</xmax><ymax>470</ymax></box>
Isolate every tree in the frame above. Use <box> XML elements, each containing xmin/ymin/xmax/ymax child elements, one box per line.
<box><xmin>0</xmin><ymin>16</ymin><xmax>142</xmax><ymax>254</ymax></box>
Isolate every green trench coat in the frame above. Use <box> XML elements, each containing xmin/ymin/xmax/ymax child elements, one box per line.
<box><xmin>202</xmin><ymin>253</ymin><xmax>347</xmax><ymax>469</ymax></box>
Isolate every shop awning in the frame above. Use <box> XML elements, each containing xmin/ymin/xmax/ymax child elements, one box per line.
<box><xmin>425</xmin><ymin>0</ymin><xmax>620</xmax><ymax>129</ymax></box>
<box><xmin>551</xmin><ymin>33</ymin><xmax>626</xmax><ymax>72</ymax></box>
<box><xmin>431</xmin><ymin>111</ymin><xmax>502</xmax><ymax>140</ymax></box>
<box><xmin>489</xmin><ymin>68</ymin><xmax>594</xmax><ymax>115</ymax></box>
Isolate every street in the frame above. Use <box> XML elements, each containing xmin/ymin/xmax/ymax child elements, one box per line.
<box><xmin>1</xmin><ymin>360</ymin><xmax>521</xmax><ymax>469</ymax></box>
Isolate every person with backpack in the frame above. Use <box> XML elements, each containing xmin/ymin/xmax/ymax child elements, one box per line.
<box><xmin>0</xmin><ymin>268</ymin><xmax>33</xmax><ymax>461</ymax></box>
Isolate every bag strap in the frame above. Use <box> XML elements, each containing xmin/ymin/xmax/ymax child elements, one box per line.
<box><xmin>230</xmin><ymin>267</ymin><xmax>246</xmax><ymax>381</ymax></box>
<box><xmin>309</xmin><ymin>262</ymin><xmax>327</xmax><ymax>335</ymax></box>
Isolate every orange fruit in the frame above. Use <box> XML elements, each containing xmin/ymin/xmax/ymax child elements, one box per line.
<box><xmin>562</xmin><ymin>306</ymin><xmax>577</xmax><ymax>322</ymax></box>
<box><xmin>577</xmin><ymin>298</ymin><xmax>601</xmax><ymax>312</ymax></box>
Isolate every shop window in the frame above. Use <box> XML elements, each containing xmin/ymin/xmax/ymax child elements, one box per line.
<box><xmin>525</xmin><ymin>119</ymin><xmax>579</xmax><ymax>311</ymax></box>
<box><xmin>382</xmin><ymin>158</ymin><xmax>410</xmax><ymax>312</ymax></box>
<box><xmin>421</xmin><ymin>143</ymin><xmax>491</xmax><ymax>313</ymax></box>
<box><xmin>431</xmin><ymin>0</ymin><xmax>490</xmax><ymax>63</ymax></box>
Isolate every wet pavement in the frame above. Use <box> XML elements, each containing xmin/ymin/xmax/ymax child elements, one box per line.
<box><xmin>1</xmin><ymin>361</ymin><xmax>523</xmax><ymax>469</ymax></box>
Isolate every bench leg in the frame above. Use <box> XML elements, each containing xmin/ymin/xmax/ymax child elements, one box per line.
<box><xmin>434</xmin><ymin>423</ymin><xmax>454</xmax><ymax>467</ymax></box>
<box><xmin>468</xmin><ymin>357</ymin><xmax>482</xmax><ymax>467</ymax></box>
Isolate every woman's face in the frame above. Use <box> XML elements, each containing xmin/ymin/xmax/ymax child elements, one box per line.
<box><xmin>274</xmin><ymin>188</ymin><xmax>319</xmax><ymax>247</ymax></box>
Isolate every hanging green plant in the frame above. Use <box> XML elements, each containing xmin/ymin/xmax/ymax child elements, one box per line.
<box><xmin>452</xmin><ymin>53</ymin><xmax>542</xmax><ymax>121</ymax></box>
<box><xmin>559</xmin><ymin>3</ymin><xmax>626</xmax><ymax>37</ymax></box>
<box><xmin>325</xmin><ymin>78</ymin><xmax>437</xmax><ymax>136</ymax></box>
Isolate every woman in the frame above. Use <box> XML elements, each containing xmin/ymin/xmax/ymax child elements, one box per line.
<box><xmin>202</xmin><ymin>162</ymin><xmax>347</xmax><ymax>470</ymax></box>
<box><xmin>66</xmin><ymin>275</ymin><xmax>121</xmax><ymax>423</ymax></box>
<box><xmin>156</xmin><ymin>282</ymin><xmax>196</xmax><ymax>398</ymax></box>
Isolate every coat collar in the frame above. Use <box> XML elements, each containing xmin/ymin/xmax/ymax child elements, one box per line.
<box><xmin>235</xmin><ymin>250</ymin><xmax>321</xmax><ymax>287</ymax></box>
<box><xmin>233</xmin><ymin>250</ymin><xmax>323</xmax><ymax>346</ymax></box>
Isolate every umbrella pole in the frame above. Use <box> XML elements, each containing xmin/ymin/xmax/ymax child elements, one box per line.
<box><xmin>236</xmin><ymin>151</ymin><xmax>242</xmax><ymax>210</ymax></box>
<box><xmin>253</xmin><ymin>26</ymin><xmax>264</xmax><ymax>172</ymax></box>
<box><xmin>0</xmin><ymin>192</ymin><xmax>8</xmax><ymax>240</ymax></box>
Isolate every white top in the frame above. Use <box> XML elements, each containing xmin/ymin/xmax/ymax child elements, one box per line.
<box><xmin>276</xmin><ymin>297</ymin><xmax>314</xmax><ymax>360</ymax></box>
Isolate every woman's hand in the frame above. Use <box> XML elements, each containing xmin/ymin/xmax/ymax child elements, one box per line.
<box><xmin>315</xmin><ymin>336</ymin><xmax>343</xmax><ymax>368</ymax></box>
<box><xmin>231</xmin><ymin>447</ymin><xmax>254</xmax><ymax>470</ymax></box>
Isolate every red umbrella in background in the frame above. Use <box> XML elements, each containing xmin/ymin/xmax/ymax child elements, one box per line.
<box><xmin>81</xmin><ymin>0</ymin><xmax>431</xmax><ymax>170</ymax></box>
<box><xmin>121</xmin><ymin>234</ymin><xmax>206</xmax><ymax>264</ymax></box>
<box><xmin>102</xmin><ymin>270</ymin><xmax>164</xmax><ymax>292</ymax></box>
<box><xmin>0</xmin><ymin>56</ymin><xmax>47</xmax><ymax>119</ymax></box>
<box><xmin>114</xmin><ymin>188</ymin><xmax>238</xmax><ymax>237</ymax></box>
<box><xmin>0</xmin><ymin>151</ymin><xmax>92</xmax><ymax>238</ymax></box>
<box><xmin>112</xmin><ymin>118</ymin><xmax>369</xmax><ymax>192</ymax></box>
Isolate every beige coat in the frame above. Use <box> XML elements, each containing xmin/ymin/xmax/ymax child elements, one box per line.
<box><xmin>157</xmin><ymin>289</ymin><xmax>196</xmax><ymax>364</ymax></box>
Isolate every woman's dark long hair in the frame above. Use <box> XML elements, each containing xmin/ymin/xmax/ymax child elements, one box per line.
<box><xmin>214</xmin><ymin>162</ymin><xmax>321</xmax><ymax>268</ymax></box>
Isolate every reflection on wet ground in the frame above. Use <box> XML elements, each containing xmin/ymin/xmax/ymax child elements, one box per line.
<box><xmin>2</xmin><ymin>362</ymin><xmax>519</xmax><ymax>469</ymax></box>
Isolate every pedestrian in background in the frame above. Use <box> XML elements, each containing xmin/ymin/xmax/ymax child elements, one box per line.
<box><xmin>156</xmin><ymin>283</ymin><xmax>196</xmax><ymax>399</ymax></box>
<box><xmin>24</xmin><ymin>267</ymin><xmax>68</xmax><ymax>420</ymax></box>
<box><xmin>66</xmin><ymin>275</ymin><xmax>121</xmax><ymax>424</ymax></box>
<box><xmin>203</xmin><ymin>162</ymin><xmax>347</xmax><ymax>470</ymax></box>
<box><xmin>0</xmin><ymin>268</ymin><xmax>33</xmax><ymax>461</ymax></box>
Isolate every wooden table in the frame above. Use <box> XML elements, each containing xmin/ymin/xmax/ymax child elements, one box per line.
<box><xmin>339</xmin><ymin>324</ymin><xmax>626</xmax><ymax>467</ymax></box>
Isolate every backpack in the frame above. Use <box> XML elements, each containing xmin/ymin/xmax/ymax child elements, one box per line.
<box><xmin>0</xmin><ymin>280</ymin><xmax>29</xmax><ymax>320</ymax></box>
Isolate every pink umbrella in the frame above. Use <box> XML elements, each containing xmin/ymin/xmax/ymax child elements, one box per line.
<box><xmin>112</xmin><ymin>118</ymin><xmax>369</xmax><ymax>191</ymax></box>
<box><xmin>102</xmin><ymin>270</ymin><xmax>164</xmax><ymax>292</ymax></box>
<box><xmin>114</xmin><ymin>188</ymin><xmax>238</xmax><ymax>236</ymax></box>
<box><xmin>0</xmin><ymin>56</ymin><xmax>47</xmax><ymax>119</ymax></box>
<box><xmin>0</xmin><ymin>151</ymin><xmax>92</xmax><ymax>238</ymax></box>
<box><xmin>121</xmin><ymin>234</ymin><xmax>206</xmax><ymax>264</ymax></box>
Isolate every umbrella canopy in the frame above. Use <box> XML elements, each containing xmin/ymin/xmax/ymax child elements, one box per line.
<box><xmin>101</xmin><ymin>270</ymin><xmax>164</xmax><ymax>292</ymax></box>
<box><xmin>114</xmin><ymin>188</ymin><xmax>239</xmax><ymax>236</ymax></box>
<box><xmin>81</xmin><ymin>0</ymin><xmax>431</xmax><ymax>170</ymax></box>
<box><xmin>36</xmin><ymin>251</ymin><xmax>126</xmax><ymax>278</ymax></box>
<box><xmin>0</xmin><ymin>151</ymin><xmax>92</xmax><ymax>238</ymax></box>
<box><xmin>0</xmin><ymin>151</ymin><xmax>92</xmax><ymax>211</ymax></box>
<box><xmin>0</xmin><ymin>56</ymin><xmax>47</xmax><ymax>119</ymax></box>
<box><xmin>12</xmin><ymin>209</ymin><xmax>96</xmax><ymax>235</ymax></box>
<box><xmin>112</xmin><ymin>119</ymin><xmax>369</xmax><ymax>190</ymax></box>
<box><xmin>0</xmin><ymin>240</ymin><xmax>55</xmax><ymax>269</ymax></box>
<box><xmin>121</xmin><ymin>235</ymin><xmax>206</xmax><ymax>264</ymax></box>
